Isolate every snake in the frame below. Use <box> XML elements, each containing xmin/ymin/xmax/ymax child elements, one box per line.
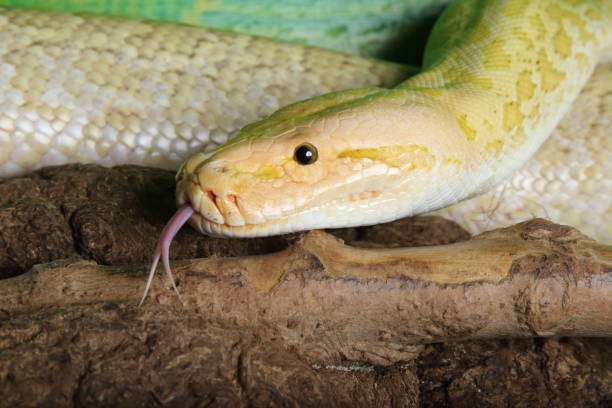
<box><xmin>0</xmin><ymin>2</ymin><xmax>609</xmax><ymax>302</ymax></box>
<box><xmin>173</xmin><ymin>0</ymin><xmax>611</xmax><ymax>236</ymax></box>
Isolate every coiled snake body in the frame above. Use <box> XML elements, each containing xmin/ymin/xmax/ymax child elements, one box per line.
<box><xmin>0</xmin><ymin>1</ymin><xmax>610</xmax><ymax>300</ymax></box>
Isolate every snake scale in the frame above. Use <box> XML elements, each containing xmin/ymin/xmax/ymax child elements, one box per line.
<box><xmin>0</xmin><ymin>2</ymin><xmax>610</xmax><ymax>255</ymax></box>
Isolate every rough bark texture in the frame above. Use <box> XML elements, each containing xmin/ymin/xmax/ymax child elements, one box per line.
<box><xmin>0</xmin><ymin>164</ymin><xmax>610</xmax><ymax>407</ymax></box>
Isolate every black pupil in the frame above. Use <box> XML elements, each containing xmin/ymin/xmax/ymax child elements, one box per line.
<box><xmin>295</xmin><ymin>144</ymin><xmax>316</xmax><ymax>165</ymax></box>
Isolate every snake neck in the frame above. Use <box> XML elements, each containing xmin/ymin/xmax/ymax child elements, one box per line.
<box><xmin>397</xmin><ymin>0</ymin><xmax>611</xmax><ymax>190</ymax></box>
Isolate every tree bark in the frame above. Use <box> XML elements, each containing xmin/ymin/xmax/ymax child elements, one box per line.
<box><xmin>2</xmin><ymin>219</ymin><xmax>610</xmax><ymax>362</ymax></box>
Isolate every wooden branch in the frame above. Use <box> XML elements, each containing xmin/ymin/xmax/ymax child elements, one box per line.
<box><xmin>1</xmin><ymin>217</ymin><xmax>611</xmax><ymax>405</ymax></box>
<box><xmin>1</xmin><ymin>219</ymin><xmax>610</xmax><ymax>366</ymax></box>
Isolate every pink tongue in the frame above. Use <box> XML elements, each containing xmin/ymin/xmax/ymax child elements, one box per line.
<box><xmin>139</xmin><ymin>204</ymin><xmax>195</xmax><ymax>306</ymax></box>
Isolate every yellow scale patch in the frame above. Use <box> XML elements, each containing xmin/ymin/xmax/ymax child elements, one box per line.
<box><xmin>503</xmin><ymin>101</ymin><xmax>523</xmax><ymax>132</ymax></box>
<box><xmin>509</xmin><ymin>69</ymin><xmax>536</xmax><ymax>147</ymax></box>
<box><xmin>457</xmin><ymin>113</ymin><xmax>477</xmax><ymax>142</ymax></box>
<box><xmin>512</xmin><ymin>28</ymin><xmax>536</xmax><ymax>51</ymax></box>
<box><xmin>254</xmin><ymin>164</ymin><xmax>285</xmax><ymax>180</ymax></box>
<box><xmin>530</xmin><ymin>14</ymin><xmax>548</xmax><ymax>42</ymax></box>
<box><xmin>553</xmin><ymin>26</ymin><xmax>572</xmax><ymax>59</ymax></box>
<box><xmin>485</xmin><ymin>139</ymin><xmax>505</xmax><ymax>157</ymax></box>
<box><xmin>338</xmin><ymin>145</ymin><xmax>434</xmax><ymax>170</ymax></box>
<box><xmin>443</xmin><ymin>157</ymin><xmax>462</xmax><ymax>166</ymax></box>
<box><xmin>538</xmin><ymin>49</ymin><xmax>566</xmax><ymax>91</ymax></box>
<box><xmin>547</xmin><ymin>3</ymin><xmax>594</xmax><ymax>43</ymax></box>
<box><xmin>231</xmin><ymin>162</ymin><xmax>287</xmax><ymax>181</ymax></box>
<box><xmin>516</xmin><ymin>70</ymin><xmax>536</xmax><ymax>101</ymax></box>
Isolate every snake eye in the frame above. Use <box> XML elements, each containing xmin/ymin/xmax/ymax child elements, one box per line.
<box><xmin>294</xmin><ymin>143</ymin><xmax>318</xmax><ymax>165</ymax></box>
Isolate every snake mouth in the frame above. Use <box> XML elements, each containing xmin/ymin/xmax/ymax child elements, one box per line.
<box><xmin>184</xmin><ymin>182</ymin><xmax>250</xmax><ymax>227</ymax></box>
<box><xmin>177</xmin><ymin>174</ymin><xmax>275</xmax><ymax>232</ymax></box>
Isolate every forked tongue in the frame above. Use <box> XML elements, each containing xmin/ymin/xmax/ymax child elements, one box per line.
<box><xmin>139</xmin><ymin>204</ymin><xmax>195</xmax><ymax>306</ymax></box>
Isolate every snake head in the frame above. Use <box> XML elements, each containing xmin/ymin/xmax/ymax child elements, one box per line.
<box><xmin>176</xmin><ymin>89</ymin><xmax>476</xmax><ymax>237</ymax></box>
<box><xmin>175</xmin><ymin>118</ymin><xmax>340</xmax><ymax>237</ymax></box>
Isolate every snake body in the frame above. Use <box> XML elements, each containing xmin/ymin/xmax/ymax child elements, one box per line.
<box><xmin>176</xmin><ymin>0</ymin><xmax>611</xmax><ymax>239</ymax></box>
<box><xmin>0</xmin><ymin>7</ymin><xmax>408</xmax><ymax>176</ymax></box>
<box><xmin>0</xmin><ymin>2</ymin><xmax>610</xmax><ymax>243</ymax></box>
